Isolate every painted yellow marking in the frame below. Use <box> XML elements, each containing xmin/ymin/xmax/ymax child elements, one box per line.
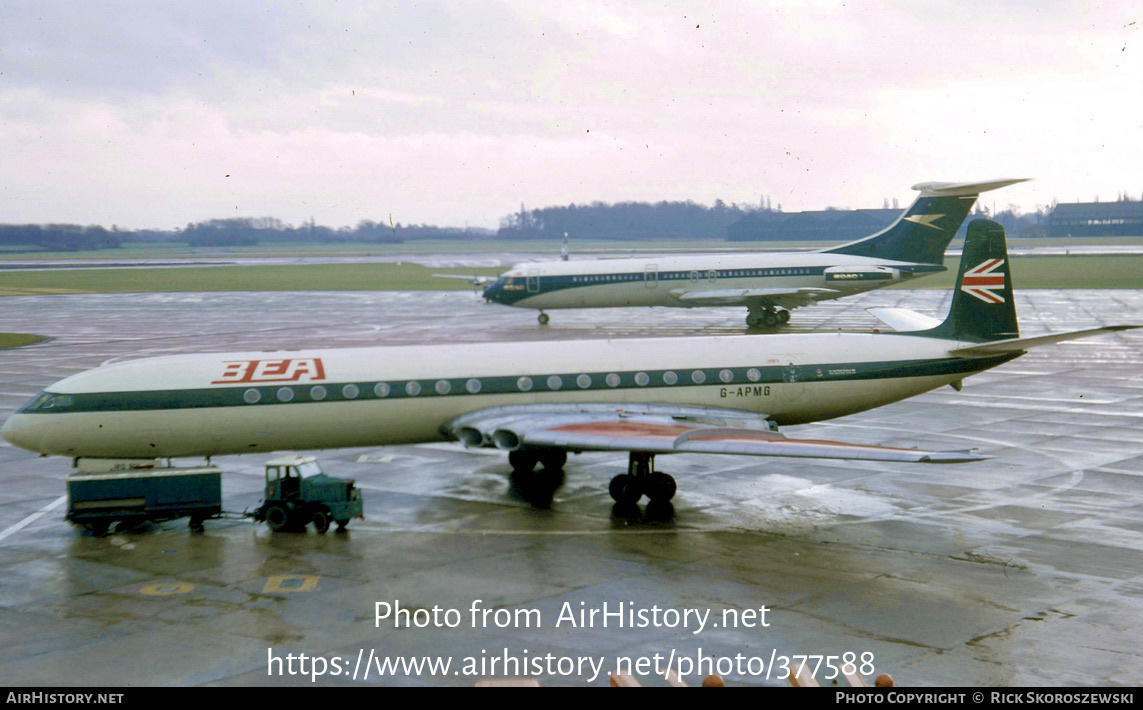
<box><xmin>263</xmin><ymin>575</ymin><xmax>320</xmax><ymax>593</ymax></box>
<box><xmin>140</xmin><ymin>582</ymin><xmax>195</xmax><ymax>596</ymax></box>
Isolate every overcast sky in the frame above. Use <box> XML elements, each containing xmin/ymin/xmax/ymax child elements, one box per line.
<box><xmin>1</xmin><ymin>1</ymin><xmax>1139</xmax><ymax>230</ymax></box>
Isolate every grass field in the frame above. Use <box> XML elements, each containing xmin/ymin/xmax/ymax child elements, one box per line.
<box><xmin>0</xmin><ymin>333</ymin><xmax>46</xmax><ymax>349</ymax></box>
<box><xmin>0</xmin><ymin>263</ymin><xmax>505</xmax><ymax>296</ymax></box>
<box><xmin>888</xmin><ymin>255</ymin><xmax>1143</xmax><ymax>290</ymax></box>
<box><xmin>0</xmin><ymin>254</ymin><xmax>1141</xmax><ymax>296</ymax></box>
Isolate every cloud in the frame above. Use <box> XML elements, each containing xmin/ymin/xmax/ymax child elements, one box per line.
<box><xmin>1</xmin><ymin>1</ymin><xmax>1140</xmax><ymax>228</ymax></box>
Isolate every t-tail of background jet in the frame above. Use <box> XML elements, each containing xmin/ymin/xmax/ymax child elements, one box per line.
<box><xmin>823</xmin><ymin>178</ymin><xmax>1029</xmax><ymax>265</ymax></box>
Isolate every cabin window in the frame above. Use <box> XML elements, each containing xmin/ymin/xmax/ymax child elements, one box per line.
<box><xmin>342</xmin><ymin>384</ymin><xmax>359</xmax><ymax>399</ymax></box>
<box><xmin>605</xmin><ymin>373</ymin><xmax>620</xmax><ymax>388</ymax></box>
<box><xmin>517</xmin><ymin>376</ymin><xmax>533</xmax><ymax>392</ymax></box>
<box><xmin>466</xmin><ymin>378</ymin><xmax>482</xmax><ymax>394</ymax></box>
<box><xmin>276</xmin><ymin>387</ymin><xmax>295</xmax><ymax>402</ymax></box>
<box><xmin>243</xmin><ymin>388</ymin><xmax>261</xmax><ymax>404</ymax></box>
<box><xmin>405</xmin><ymin>381</ymin><xmax>422</xmax><ymax>396</ymax></box>
<box><xmin>310</xmin><ymin>385</ymin><xmax>327</xmax><ymax>401</ymax></box>
<box><xmin>634</xmin><ymin>372</ymin><xmax>650</xmax><ymax>387</ymax></box>
<box><xmin>374</xmin><ymin>383</ymin><xmax>391</xmax><ymax>398</ymax></box>
<box><xmin>691</xmin><ymin>370</ymin><xmax>707</xmax><ymax>384</ymax></box>
<box><xmin>547</xmin><ymin>375</ymin><xmax>563</xmax><ymax>390</ymax></box>
<box><xmin>435</xmin><ymin>380</ymin><xmax>451</xmax><ymax>395</ymax></box>
<box><xmin>663</xmin><ymin>371</ymin><xmax>678</xmax><ymax>385</ymax></box>
<box><xmin>747</xmin><ymin>368</ymin><xmax>761</xmax><ymax>382</ymax></box>
<box><xmin>719</xmin><ymin>369</ymin><xmax>734</xmax><ymax>383</ymax></box>
<box><xmin>576</xmin><ymin>374</ymin><xmax>592</xmax><ymax>389</ymax></box>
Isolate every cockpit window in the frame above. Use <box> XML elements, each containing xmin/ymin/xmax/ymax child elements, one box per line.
<box><xmin>18</xmin><ymin>391</ymin><xmax>75</xmax><ymax>413</ymax></box>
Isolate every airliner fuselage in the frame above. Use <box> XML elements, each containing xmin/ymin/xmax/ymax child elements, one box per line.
<box><xmin>0</xmin><ymin>332</ymin><xmax>1015</xmax><ymax>460</ymax></box>
<box><xmin>483</xmin><ymin>252</ymin><xmax>935</xmax><ymax>310</ymax></box>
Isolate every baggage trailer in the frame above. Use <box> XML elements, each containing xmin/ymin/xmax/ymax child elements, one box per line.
<box><xmin>65</xmin><ymin>466</ymin><xmax>222</xmax><ymax>535</ymax></box>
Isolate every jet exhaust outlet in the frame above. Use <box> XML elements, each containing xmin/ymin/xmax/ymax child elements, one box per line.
<box><xmin>456</xmin><ymin>427</ymin><xmax>486</xmax><ymax>448</ymax></box>
<box><xmin>492</xmin><ymin>429</ymin><xmax>521</xmax><ymax>451</ymax></box>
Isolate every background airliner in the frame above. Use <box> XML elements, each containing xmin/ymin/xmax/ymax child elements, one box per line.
<box><xmin>480</xmin><ymin>179</ymin><xmax>1027</xmax><ymax>328</ymax></box>
<box><xmin>2</xmin><ymin>219</ymin><xmax>1134</xmax><ymax>509</ymax></box>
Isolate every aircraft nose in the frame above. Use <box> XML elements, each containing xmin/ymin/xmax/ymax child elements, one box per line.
<box><xmin>0</xmin><ymin>413</ymin><xmax>42</xmax><ymax>454</ymax></box>
<box><xmin>483</xmin><ymin>280</ymin><xmax>504</xmax><ymax>303</ymax></box>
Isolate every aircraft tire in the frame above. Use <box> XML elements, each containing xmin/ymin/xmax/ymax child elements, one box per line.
<box><xmin>312</xmin><ymin>508</ymin><xmax>332</xmax><ymax>534</ymax></box>
<box><xmin>509</xmin><ymin>450</ymin><xmax>539</xmax><ymax>473</ymax></box>
<box><xmin>539</xmin><ymin>449</ymin><xmax>567</xmax><ymax>471</ymax></box>
<box><xmin>646</xmin><ymin>472</ymin><xmax>677</xmax><ymax>502</ymax></box>
<box><xmin>763</xmin><ymin>312</ymin><xmax>781</xmax><ymax>328</ymax></box>
<box><xmin>265</xmin><ymin>504</ymin><xmax>292</xmax><ymax>533</ymax></box>
<box><xmin>538</xmin><ymin>312</ymin><xmax>550</xmax><ymax>325</ymax></box>
<box><xmin>778</xmin><ymin>309</ymin><xmax>790</xmax><ymax>324</ymax></box>
<box><xmin>746</xmin><ymin>312</ymin><xmax>761</xmax><ymax>328</ymax></box>
<box><xmin>609</xmin><ymin>474</ymin><xmax>643</xmax><ymax>504</ymax></box>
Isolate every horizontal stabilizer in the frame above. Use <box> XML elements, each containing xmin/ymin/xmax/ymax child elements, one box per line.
<box><xmin>951</xmin><ymin>325</ymin><xmax>1141</xmax><ymax>357</ymax></box>
<box><xmin>911</xmin><ymin>178</ymin><xmax>1030</xmax><ymax>197</ymax></box>
<box><xmin>866</xmin><ymin>307</ymin><xmax>943</xmax><ymax>332</ymax></box>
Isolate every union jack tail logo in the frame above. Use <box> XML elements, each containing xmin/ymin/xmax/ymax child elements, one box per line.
<box><xmin>961</xmin><ymin>259</ymin><xmax>1006</xmax><ymax>303</ymax></box>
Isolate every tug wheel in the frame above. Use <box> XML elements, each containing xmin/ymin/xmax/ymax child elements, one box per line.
<box><xmin>265</xmin><ymin>504</ymin><xmax>292</xmax><ymax>532</ymax></box>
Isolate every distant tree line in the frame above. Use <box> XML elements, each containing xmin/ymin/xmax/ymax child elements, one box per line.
<box><xmin>496</xmin><ymin>200</ymin><xmax>754</xmax><ymax>241</ymax></box>
<box><xmin>0</xmin><ymin>217</ymin><xmax>492</xmax><ymax>252</ymax></box>
<box><xmin>3</xmin><ymin>193</ymin><xmax>1139</xmax><ymax>252</ymax></box>
<box><xmin>0</xmin><ymin>224</ymin><xmax>122</xmax><ymax>251</ymax></box>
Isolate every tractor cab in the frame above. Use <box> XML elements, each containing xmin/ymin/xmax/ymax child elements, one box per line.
<box><xmin>255</xmin><ymin>455</ymin><xmax>363</xmax><ymax>533</ymax></box>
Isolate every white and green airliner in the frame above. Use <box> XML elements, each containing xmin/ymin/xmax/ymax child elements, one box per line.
<box><xmin>478</xmin><ymin>179</ymin><xmax>1026</xmax><ymax>328</ymax></box>
<box><xmin>2</xmin><ymin>220</ymin><xmax>1135</xmax><ymax>505</ymax></box>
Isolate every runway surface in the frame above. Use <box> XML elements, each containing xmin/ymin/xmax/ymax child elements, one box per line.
<box><xmin>0</xmin><ymin>289</ymin><xmax>1140</xmax><ymax>687</ymax></box>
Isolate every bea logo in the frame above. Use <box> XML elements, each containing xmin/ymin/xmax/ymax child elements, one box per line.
<box><xmin>212</xmin><ymin>358</ymin><xmax>326</xmax><ymax>384</ymax></box>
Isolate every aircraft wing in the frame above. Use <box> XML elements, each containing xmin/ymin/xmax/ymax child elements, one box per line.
<box><xmin>445</xmin><ymin>403</ymin><xmax>986</xmax><ymax>464</ymax></box>
<box><xmin>671</xmin><ymin>287</ymin><xmax>837</xmax><ymax>310</ymax></box>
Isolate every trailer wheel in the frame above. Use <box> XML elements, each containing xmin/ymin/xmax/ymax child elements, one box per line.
<box><xmin>265</xmin><ymin>504</ymin><xmax>292</xmax><ymax>532</ymax></box>
<box><xmin>312</xmin><ymin>508</ymin><xmax>332</xmax><ymax>534</ymax></box>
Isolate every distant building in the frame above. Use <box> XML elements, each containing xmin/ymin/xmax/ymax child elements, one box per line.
<box><xmin>726</xmin><ymin>208</ymin><xmax>899</xmax><ymax>242</ymax></box>
<box><xmin>1047</xmin><ymin>201</ymin><xmax>1143</xmax><ymax>237</ymax></box>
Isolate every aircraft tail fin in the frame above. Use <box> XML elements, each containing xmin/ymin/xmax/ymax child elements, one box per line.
<box><xmin>823</xmin><ymin>179</ymin><xmax>1028</xmax><ymax>264</ymax></box>
<box><xmin>921</xmin><ymin>218</ymin><xmax>1018</xmax><ymax>343</ymax></box>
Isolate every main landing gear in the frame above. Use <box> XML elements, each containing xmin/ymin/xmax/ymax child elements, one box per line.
<box><xmin>508</xmin><ymin>448</ymin><xmax>567</xmax><ymax>508</ymax></box>
<box><xmin>746</xmin><ymin>307</ymin><xmax>790</xmax><ymax>330</ymax></box>
<box><xmin>508</xmin><ymin>448</ymin><xmax>566</xmax><ymax>472</ymax></box>
<box><xmin>608</xmin><ymin>453</ymin><xmax>676</xmax><ymax>505</ymax></box>
<box><xmin>538</xmin><ymin>311</ymin><xmax>550</xmax><ymax>325</ymax></box>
